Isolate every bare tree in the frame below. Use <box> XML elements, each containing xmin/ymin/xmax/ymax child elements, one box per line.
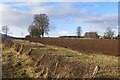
<box><xmin>76</xmin><ymin>26</ymin><xmax>82</xmax><ymax>37</ymax></box>
<box><xmin>2</xmin><ymin>26</ymin><xmax>9</xmax><ymax>38</ymax></box>
<box><xmin>29</xmin><ymin>14</ymin><xmax>49</xmax><ymax>37</ymax></box>
<box><xmin>104</xmin><ymin>27</ymin><xmax>114</xmax><ymax>39</ymax></box>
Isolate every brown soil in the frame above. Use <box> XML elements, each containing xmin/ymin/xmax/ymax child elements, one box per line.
<box><xmin>26</xmin><ymin>38</ymin><xmax>119</xmax><ymax>56</ymax></box>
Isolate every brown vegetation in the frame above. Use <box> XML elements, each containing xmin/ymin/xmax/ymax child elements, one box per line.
<box><xmin>2</xmin><ymin>38</ymin><xmax>98</xmax><ymax>78</ymax></box>
<box><xmin>2</xmin><ymin>38</ymin><xmax>119</xmax><ymax>79</ymax></box>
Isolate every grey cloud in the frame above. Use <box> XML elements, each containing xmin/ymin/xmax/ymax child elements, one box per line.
<box><xmin>2</xmin><ymin>9</ymin><xmax>33</xmax><ymax>28</ymax></box>
<box><xmin>76</xmin><ymin>14</ymin><xmax>118</xmax><ymax>29</ymax></box>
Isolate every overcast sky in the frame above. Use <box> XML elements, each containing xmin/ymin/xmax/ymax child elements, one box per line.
<box><xmin>0</xmin><ymin>1</ymin><xmax>118</xmax><ymax>37</ymax></box>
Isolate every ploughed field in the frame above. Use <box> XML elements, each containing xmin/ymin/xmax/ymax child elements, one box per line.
<box><xmin>26</xmin><ymin>38</ymin><xmax>119</xmax><ymax>56</ymax></box>
<box><xmin>2</xmin><ymin>38</ymin><xmax>119</xmax><ymax>78</ymax></box>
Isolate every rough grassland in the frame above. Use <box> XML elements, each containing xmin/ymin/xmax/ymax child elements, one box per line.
<box><xmin>2</xmin><ymin>39</ymin><xmax>119</xmax><ymax>79</ymax></box>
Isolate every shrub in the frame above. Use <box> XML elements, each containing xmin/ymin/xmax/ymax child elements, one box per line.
<box><xmin>25</xmin><ymin>35</ymin><xmax>31</xmax><ymax>38</ymax></box>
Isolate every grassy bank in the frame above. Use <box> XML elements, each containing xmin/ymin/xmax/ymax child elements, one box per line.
<box><xmin>2</xmin><ymin>39</ymin><xmax>119</xmax><ymax>78</ymax></box>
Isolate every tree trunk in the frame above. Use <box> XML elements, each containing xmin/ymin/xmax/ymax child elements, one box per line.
<box><xmin>6</xmin><ymin>31</ymin><xmax>7</xmax><ymax>38</ymax></box>
<box><xmin>41</xmin><ymin>27</ymin><xmax>44</xmax><ymax>37</ymax></box>
<box><xmin>42</xmin><ymin>33</ymin><xmax>44</xmax><ymax>37</ymax></box>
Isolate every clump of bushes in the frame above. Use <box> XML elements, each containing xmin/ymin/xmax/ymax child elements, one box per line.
<box><xmin>25</xmin><ymin>35</ymin><xmax>31</xmax><ymax>38</ymax></box>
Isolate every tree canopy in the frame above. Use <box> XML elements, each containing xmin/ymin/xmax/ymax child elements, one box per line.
<box><xmin>28</xmin><ymin>14</ymin><xmax>49</xmax><ymax>37</ymax></box>
<box><xmin>76</xmin><ymin>26</ymin><xmax>82</xmax><ymax>37</ymax></box>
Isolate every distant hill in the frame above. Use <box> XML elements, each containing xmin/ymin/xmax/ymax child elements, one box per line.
<box><xmin>0</xmin><ymin>33</ymin><xmax>13</xmax><ymax>38</ymax></box>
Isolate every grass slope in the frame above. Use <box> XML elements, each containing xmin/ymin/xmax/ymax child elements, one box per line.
<box><xmin>2</xmin><ymin>39</ymin><xmax>119</xmax><ymax>78</ymax></box>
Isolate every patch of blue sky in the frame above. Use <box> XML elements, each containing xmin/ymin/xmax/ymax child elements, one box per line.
<box><xmin>72</xmin><ymin>2</ymin><xmax>118</xmax><ymax>14</ymax></box>
<box><xmin>11</xmin><ymin>6</ymin><xmax>31</xmax><ymax>12</ymax></box>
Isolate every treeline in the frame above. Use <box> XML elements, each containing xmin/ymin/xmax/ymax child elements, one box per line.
<box><xmin>59</xmin><ymin>32</ymin><xmax>120</xmax><ymax>39</ymax></box>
